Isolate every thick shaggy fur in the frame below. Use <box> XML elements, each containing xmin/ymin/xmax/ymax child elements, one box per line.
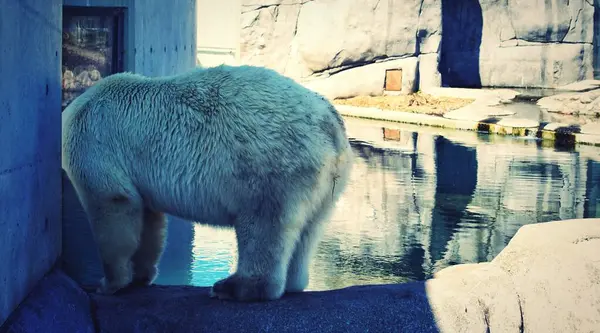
<box><xmin>61</xmin><ymin>64</ymin><xmax>353</xmax><ymax>301</ymax></box>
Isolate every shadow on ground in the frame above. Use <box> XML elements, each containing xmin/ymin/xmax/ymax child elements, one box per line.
<box><xmin>0</xmin><ymin>269</ymin><xmax>440</xmax><ymax>333</ymax></box>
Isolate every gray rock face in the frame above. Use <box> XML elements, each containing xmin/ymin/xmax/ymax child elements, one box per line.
<box><xmin>240</xmin><ymin>0</ymin><xmax>595</xmax><ymax>93</ymax></box>
<box><xmin>441</xmin><ymin>0</ymin><xmax>594</xmax><ymax>88</ymax></box>
<box><xmin>241</xmin><ymin>0</ymin><xmax>440</xmax><ymax>77</ymax></box>
<box><xmin>240</xmin><ymin>0</ymin><xmax>441</xmax><ymax>98</ymax></box>
<box><xmin>478</xmin><ymin>43</ymin><xmax>594</xmax><ymax>88</ymax></box>
<box><xmin>507</xmin><ymin>0</ymin><xmax>572</xmax><ymax>42</ymax></box>
<box><xmin>302</xmin><ymin>57</ymin><xmax>419</xmax><ymax>99</ymax></box>
<box><xmin>418</xmin><ymin>53</ymin><xmax>441</xmax><ymax>90</ymax></box>
<box><xmin>537</xmin><ymin>89</ymin><xmax>600</xmax><ymax>116</ymax></box>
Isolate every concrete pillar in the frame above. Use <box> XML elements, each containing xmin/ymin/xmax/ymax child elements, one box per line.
<box><xmin>0</xmin><ymin>0</ymin><xmax>63</xmax><ymax>325</ymax></box>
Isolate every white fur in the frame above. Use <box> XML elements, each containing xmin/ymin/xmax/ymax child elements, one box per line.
<box><xmin>61</xmin><ymin>64</ymin><xmax>353</xmax><ymax>301</ymax></box>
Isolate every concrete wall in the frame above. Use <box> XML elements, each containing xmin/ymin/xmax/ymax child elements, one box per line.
<box><xmin>0</xmin><ymin>0</ymin><xmax>197</xmax><ymax>326</ymax></box>
<box><xmin>60</xmin><ymin>0</ymin><xmax>198</xmax><ymax>287</ymax></box>
<box><xmin>130</xmin><ymin>0</ymin><xmax>197</xmax><ymax>76</ymax></box>
<box><xmin>0</xmin><ymin>0</ymin><xmax>64</xmax><ymax>325</ymax></box>
<box><xmin>63</xmin><ymin>0</ymin><xmax>197</xmax><ymax>76</ymax></box>
<box><xmin>196</xmin><ymin>0</ymin><xmax>241</xmax><ymax>67</ymax></box>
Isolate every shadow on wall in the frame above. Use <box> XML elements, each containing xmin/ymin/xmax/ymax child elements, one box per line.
<box><xmin>439</xmin><ymin>0</ymin><xmax>483</xmax><ymax>88</ymax></box>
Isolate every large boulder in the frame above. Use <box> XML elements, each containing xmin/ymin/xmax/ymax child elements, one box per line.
<box><xmin>491</xmin><ymin>219</ymin><xmax>600</xmax><ymax>332</ymax></box>
<box><xmin>240</xmin><ymin>0</ymin><xmax>441</xmax><ymax>80</ymax></box>
<box><xmin>426</xmin><ymin>263</ymin><xmax>522</xmax><ymax>332</ymax></box>
<box><xmin>426</xmin><ymin>218</ymin><xmax>600</xmax><ymax>333</ymax></box>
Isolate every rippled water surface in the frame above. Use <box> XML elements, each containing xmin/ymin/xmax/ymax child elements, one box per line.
<box><xmin>62</xmin><ymin>117</ymin><xmax>600</xmax><ymax>291</ymax></box>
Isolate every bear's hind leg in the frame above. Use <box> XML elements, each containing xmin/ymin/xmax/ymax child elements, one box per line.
<box><xmin>285</xmin><ymin>202</ymin><xmax>334</xmax><ymax>293</ymax></box>
<box><xmin>210</xmin><ymin>213</ymin><xmax>302</xmax><ymax>301</ymax></box>
<box><xmin>131</xmin><ymin>209</ymin><xmax>167</xmax><ymax>286</ymax></box>
<box><xmin>86</xmin><ymin>196</ymin><xmax>144</xmax><ymax>295</ymax></box>
<box><xmin>286</xmin><ymin>156</ymin><xmax>352</xmax><ymax>293</ymax></box>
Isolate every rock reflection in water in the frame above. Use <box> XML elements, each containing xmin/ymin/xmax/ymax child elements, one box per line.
<box><xmin>63</xmin><ymin>118</ymin><xmax>600</xmax><ymax>291</ymax></box>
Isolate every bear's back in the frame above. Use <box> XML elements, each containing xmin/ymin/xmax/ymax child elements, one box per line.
<box><xmin>61</xmin><ymin>64</ymin><xmax>350</xmax><ymax>222</ymax></box>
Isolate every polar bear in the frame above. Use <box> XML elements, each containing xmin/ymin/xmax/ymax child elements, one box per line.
<box><xmin>61</xmin><ymin>64</ymin><xmax>353</xmax><ymax>302</ymax></box>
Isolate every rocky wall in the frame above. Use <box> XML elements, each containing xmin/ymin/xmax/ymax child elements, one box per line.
<box><xmin>473</xmin><ymin>0</ymin><xmax>595</xmax><ymax>88</ymax></box>
<box><xmin>240</xmin><ymin>0</ymin><xmax>596</xmax><ymax>96</ymax></box>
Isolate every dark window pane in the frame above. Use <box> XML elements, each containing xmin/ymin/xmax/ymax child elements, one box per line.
<box><xmin>62</xmin><ymin>8</ymin><xmax>123</xmax><ymax>109</ymax></box>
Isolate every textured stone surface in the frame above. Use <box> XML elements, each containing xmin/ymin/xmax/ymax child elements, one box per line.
<box><xmin>542</xmin><ymin>122</ymin><xmax>579</xmax><ymax>132</ymax></box>
<box><xmin>478</xmin><ymin>43</ymin><xmax>594</xmax><ymax>88</ymax></box>
<box><xmin>424</xmin><ymin>87</ymin><xmax>519</xmax><ymax>101</ymax></box>
<box><xmin>426</xmin><ymin>263</ymin><xmax>522</xmax><ymax>332</ymax></box>
<box><xmin>444</xmin><ymin>105</ymin><xmax>515</xmax><ymax>121</ymax></box>
<box><xmin>240</xmin><ymin>0</ymin><xmax>595</xmax><ymax>89</ymax></box>
<box><xmin>302</xmin><ymin>57</ymin><xmax>419</xmax><ymax>99</ymax></box>
<box><xmin>89</xmin><ymin>218</ymin><xmax>600</xmax><ymax>333</ymax></box>
<box><xmin>492</xmin><ymin>219</ymin><xmax>600</xmax><ymax>333</ymax></box>
<box><xmin>418</xmin><ymin>53</ymin><xmax>442</xmax><ymax>90</ymax></box>
<box><xmin>240</xmin><ymin>0</ymin><xmax>441</xmax><ymax>81</ymax></box>
<box><xmin>537</xmin><ymin>89</ymin><xmax>600</xmax><ymax>116</ymax></box>
<box><xmin>558</xmin><ymin>80</ymin><xmax>600</xmax><ymax>92</ymax></box>
<box><xmin>93</xmin><ymin>283</ymin><xmax>439</xmax><ymax>333</ymax></box>
<box><xmin>426</xmin><ymin>218</ymin><xmax>600</xmax><ymax>333</ymax></box>
<box><xmin>506</xmin><ymin>0</ymin><xmax>582</xmax><ymax>43</ymax></box>
<box><xmin>0</xmin><ymin>270</ymin><xmax>94</xmax><ymax>333</ymax></box>
<box><xmin>437</xmin><ymin>0</ymin><xmax>594</xmax><ymax>88</ymax></box>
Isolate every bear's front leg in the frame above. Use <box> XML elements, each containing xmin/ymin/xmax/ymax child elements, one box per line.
<box><xmin>130</xmin><ymin>209</ymin><xmax>168</xmax><ymax>287</ymax></box>
<box><xmin>87</xmin><ymin>197</ymin><xmax>144</xmax><ymax>295</ymax></box>
<box><xmin>209</xmin><ymin>214</ymin><xmax>302</xmax><ymax>302</ymax></box>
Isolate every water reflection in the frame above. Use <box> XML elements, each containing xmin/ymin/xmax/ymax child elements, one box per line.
<box><xmin>62</xmin><ymin>118</ymin><xmax>600</xmax><ymax>292</ymax></box>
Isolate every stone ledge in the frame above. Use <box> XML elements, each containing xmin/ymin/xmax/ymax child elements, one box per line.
<box><xmin>92</xmin><ymin>283</ymin><xmax>438</xmax><ymax>333</ymax></box>
<box><xmin>335</xmin><ymin>104</ymin><xmax>600</xmax><ymax>147</ymax></box>
<box><xmin>0</xmin><ymin>269</ymin><xmax>95</xmax><ymax>333</ymax></box>
<box><xmin>2</xmin><ymin>219</ymin><xmax>599</xmax><ymax>333</ymax></box>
